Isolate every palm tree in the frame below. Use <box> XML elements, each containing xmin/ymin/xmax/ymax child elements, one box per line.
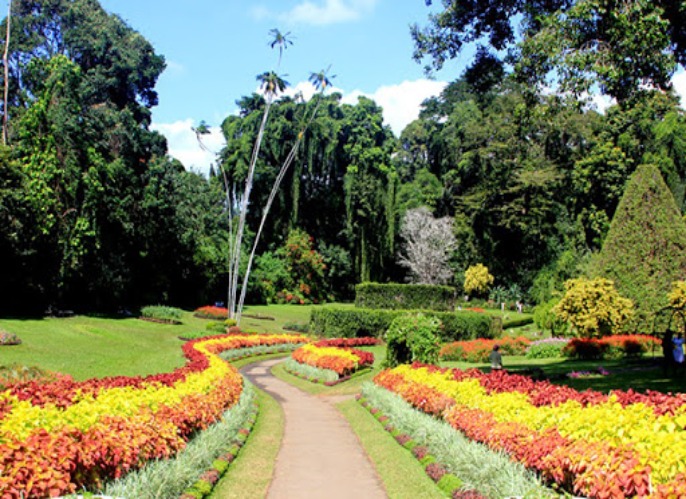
<box><xmin>227</xmin><ymin>49</ymin><xmax>290</xmax><ymax>319</ymax></box>
<box><xmin>3</xmin><ymin>0</ymin><xmax>11</xmax><ymax>145</ymax></box>
<box><xmin>235</xmin><ymin>67</ymin><xmax>335</xmax><ymax>321</ymax></box>
<box><xmin>268</xmin><ymin>28</ymin><xmax>293</xmax><ymax>67</ymax></box>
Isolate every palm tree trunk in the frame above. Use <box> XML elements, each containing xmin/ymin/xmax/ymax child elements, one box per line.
<box><xmin>3</xmin><ymin>1</ymin><xmax>11</xmax><ymax>146</ymax></box>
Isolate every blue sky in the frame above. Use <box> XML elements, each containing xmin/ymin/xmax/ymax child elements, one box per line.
<box><xmin>92</xmin><ymin>1</ymin><xmax>686</xmax><ymax>175</ymax></box>
<box><xmin>95</xmin><ymin>0</ymin><xmax>469</xmax><ymax>175</ymax></box>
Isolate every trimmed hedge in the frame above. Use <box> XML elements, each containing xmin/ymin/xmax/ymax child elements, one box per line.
<box><xmin>310</xmin><ymin>306</ymin><xmax>498</xmax><ymax>341</ymax></box>
<box><xmin>502</xmin><ymin>316</ymin><xmax>534</xmax><ymax>329</ymax></box>
<box><xmin>355</xmin><ymin>282</ymin><xmax>456</xmax><ymax>311</ymax></box>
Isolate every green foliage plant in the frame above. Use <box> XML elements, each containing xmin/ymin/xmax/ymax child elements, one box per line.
<box><xmin>355</xmin><ymin>282</ymin><xmax>456</xmax><ymax>311</ymax></box>
<box><xmin>533</xmin><ymin>298</ymin><xmax>568</xmax><ymax>335</ymax></box>
<box><xmin>384</xmin><ymin>314</ymin><xmax>440</xmax><ymax>367</ymax></box>
<box><xmin>463</xmin><ymin>264</ymin><xmax>494</xmax><ymax>297</ymax></box>
<box><xmin>139</xmin><ymin>305</ymin><xmax>184</xmax><ymax>324</ymax></box>
<box><xmin>283</xmin><ymin>358</ymin><xmax>339</xmax><ymax>384</ymax></box>
<box><xmin>553</xmin><ymin>277</ymin><xmax>633</xmax><ymax>337</ymax></box>
<box><xmin>359</xmin><ymin>383</ymin><xmax>549</xmax><ymax>497</ymax></box>
<box><xmin>668</xmin><ymin>281</ymin><xmax>686</xmax><ymax>310</ymax></box>
<box><xmin>590</xmin><ymin>165</ymin><xmax>686</xmax><ymax>325</ymax></box>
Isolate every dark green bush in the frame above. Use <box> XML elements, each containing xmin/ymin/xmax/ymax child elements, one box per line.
<box><xmin>384</xmin><ymin>314</ymin><xmax>441</xmax><ymax>367</ymax></box>
<box><xmin>140</xmin><ymin>305</ymin><xmax>183</xmax><ymax>323</ymax></box>
<box><xmin>502</xmin><ymin>316</ymin><xmax>534</xmax><ymax>329</ymax></box>
<box><xmin>355</xmin><ymin>282</ymin><xmax>456</xmax><ymax>311</ymax></box>
<box><xmin>310</xmin><ymin>307</ymin><xmax>497</xmax><ymax>341</ymax></box>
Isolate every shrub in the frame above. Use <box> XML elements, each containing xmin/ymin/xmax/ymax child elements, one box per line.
<box><xmin>0</xmin><ymin>330</ymin><xmax>21</xmax><ymax>346</ymax></box>
<box><xmin>553</xmin><ymin>277</ymin><xmax>633</xmax><ymax>337</ymax></box>
<box><xmin>355</xmin><ymin>282</ymin><xmax>456</xmax><ymax>311</ymax></box>
<box><xmin>384</xmin><ymin>314</ymin><xmax>441</xmax><ymax>367</ymax></box>
<box><xmin>463</xmin><ymin>264</ymin><xmax>494</xmax><ymax>297</ymax></box>
<box><xmin>205</xmin><ymin>321</ymin><xmax>227</xmax><ymax>334</ymax></box>
<box><xmin>668</xmin><ymin>281</ymin><xmax>686</xmax><ymax>310</ymax></box>
<box><xmin>140</xmin><ymin>305</ymin><xmax>183</xmax><ymax>323</ymax></box>
<box><xmin>502</xmin><ymin>316</ymin><xmax>534</xmax><ymax>329</ymax></box>
<box><xmin>525</xmin><ymin>338</ymin><xmax>569</xmax><ymax>359</ymax></box>
<box><xmin>561</xmin><ymin>335</ymin><xmax>659</xmax><ymax>360</ymax></box>
<box><xmin>533</xmin><ymin>298</ymin><xmax>568</xmax><ymax>335</ymax></box>
<box><xmin>310</xmin><ymin>307</ymin><xmax>497</xmax><ymax>341</ymax></box>
<box><xmin>589</xmin><ymin>164</ymin><xmax>686</xmax><ymax>325</ymax></box>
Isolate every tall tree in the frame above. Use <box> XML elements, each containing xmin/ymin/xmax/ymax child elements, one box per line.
<box><xmin>590</xmin><ymin>164</ymin><xmax>686</xmax><ymax>325</ymax></box>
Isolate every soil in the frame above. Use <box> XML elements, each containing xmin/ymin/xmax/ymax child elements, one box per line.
<box><xmin>241</xmin><ymin>359</ymin><xmax>387</xmax><ymax>499</ymax></box>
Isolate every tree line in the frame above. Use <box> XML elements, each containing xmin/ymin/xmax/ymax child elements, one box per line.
<box><xmin>1</xmin><ymin>0</ymin><xmax>685</xmax><ymax>314</ymax></box>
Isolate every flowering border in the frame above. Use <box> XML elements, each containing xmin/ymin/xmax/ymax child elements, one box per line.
<box><xmin>374</xmin><ymin>363</ymin><xmax>686</xmax><ymax>498</ymax></box>
<box><xmin>0</xmin><ymin>333</ymin><xmax>308</xmax><ymax>498</ymax></box>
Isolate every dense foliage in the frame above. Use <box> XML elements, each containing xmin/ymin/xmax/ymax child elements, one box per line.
<box><xmin>354</xmin><ymin>282</ymin><xmax>455</xmax><ymax>311</ymax></box>
<box><xmin>590</xmin><ymin>165</ymin><xmax>686</xmax><ymax>324</ymax></box>
<box><xmin>310</xmin><ymin>306</ymin><xmax>495</xmax><ymax>341</ymax></box>
<box><xmin>1</xmin><ymin>0</ymin><xmax>686</xmax><ymax>314</ymax></box>
<box><xmin>384</xmin><ymin>314</ymin><xmax>441</xmax><ymax>367</ymax></box>
<box><xmin>553</xmin><ymin>277</ymin><xmax>634</xmax><ymax>337</ymax></box>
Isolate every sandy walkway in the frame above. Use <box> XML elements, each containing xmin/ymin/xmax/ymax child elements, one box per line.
<box><xmin>241</xmin><ymin>359</ymin><xmax>387</xmax><ymax>499</ymax></box>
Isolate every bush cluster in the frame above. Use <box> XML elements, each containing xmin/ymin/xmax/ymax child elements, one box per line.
<box><xmin>140</xmin><ymin>305</ymin><xmax>184</xmax><ymax>324</ymax></box>
<box><xmin>310</xmin><ymin>307</ymin><xmax>497</xmax><ymax>341</ymax></box>
<box><xmin>384</xmin><ymin>314</ymin><xmax>441</xmax><ymax>367</ymax></box>
<box><xmin>0</xmin><ymin>330</ymin><xmax>21</xmax><ymax>346</ymax></box>
<box><xmin>355</xmin><ymin>282</ymin><xmax>456</xmax><ymax>311</ymax></box>
<box><xmin>525</xmin><ymin>338</ymin><xmax>569</xmax><ymax>359</ymax></box>
<box><xmin>561</xmin><ymin>335</ymin><xmax>660</xmax><ymax>360</ymax></box>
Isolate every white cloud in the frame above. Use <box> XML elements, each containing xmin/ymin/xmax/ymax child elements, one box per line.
<box><xmin>152</xmin><ymin>119</ymin><xmax>225</xmax><ymax>176</ymax></box>
<box><xmin>340</xmin><ymin>79</ymin><xmax>448</xmax><ymax>136</ymax></box>
<box><xmin>252</xmin><ymin>0</ymin><xmax>378</xmax><ymax>26</ymax></box>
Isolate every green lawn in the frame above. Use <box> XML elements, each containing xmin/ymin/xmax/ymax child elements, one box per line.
<box><xmin>0</xmin><ymin>304</ymin><xmax>320</xmax><ymax>380</ymax></box>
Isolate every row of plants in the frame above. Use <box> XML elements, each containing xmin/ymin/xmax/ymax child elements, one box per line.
<box><xmin>373</xmin><ymin>363</ymin><xmax>686</xmax><ymax>497</ymax></box>
<box><xmin>140</xmin><ymin>305</ymin><xmax>184</xmax><ymax>324</ymax></box>
<box><xmin>439</xmin><ymin>334</ymin><xmax>660</xmax><ymax>362</ymax></box>
<box><xmin>290</xmin><ymin>343</ymin><xmax>374</xmax><ymax>377</ymax></box>
<box><xmin>310</xmin><ymin>306</ymin><xmax>496</xmax><ymax>340</ymax></box>
<box><xmin>87</xmin><ymin>383</ymin><xmax>258</xmax><ymax>499</ymax></box>
<box><xmin>354</xmin><ymin>282</ymin><xmax>456</xmax><ymax>312</ymax></box>
<box><xmin>358</xmin><ymin>383</ymin><xmax>549</xmax><ymax>498</ymax></box>
<box><xmin>0</xmin><ymin>332</ymin><xmax>308</xmax><ymax>498</ymax></box>
<box><xmin>284</xmin><ymin>337</ymin><xmax>382</xmax><ymax>384</ymax></box>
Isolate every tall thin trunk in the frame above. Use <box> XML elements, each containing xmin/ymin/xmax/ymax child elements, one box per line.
<box><xmin>3</xmin><ymin>1</ymin><xmax>11</xmax><ymax>146</ymax></box>
<box><xmin>236</xmin><ymin>95</ymin><xmax>326</xmax><ymax>322</ymax></box>
<box><xmin>228</xmin><ymin>96</ymin><xmax>273</xmax><ymax>319</ymax></box>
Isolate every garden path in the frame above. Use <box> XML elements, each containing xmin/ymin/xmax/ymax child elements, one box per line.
<box><xmin>241</xmin><ymin>358</ymin><xmax>387</xmax><ymax>499</ymax></box>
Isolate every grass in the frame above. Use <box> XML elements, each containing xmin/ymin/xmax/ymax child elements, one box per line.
<box><xmin>0</xmin><ymin>304</ymin><xmax>323</xmax><ymax>380</ymax></box>
<box><xmin>337</xmin><ymin>398</ymin><xmax>444</xmax><ymax>499</ymax></box>
<box><xmin>209</xmin><ymin>388</ymin><xmax>284</xmax><ymax>499</ymax></box>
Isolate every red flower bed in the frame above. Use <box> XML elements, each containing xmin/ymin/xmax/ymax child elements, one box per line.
<box><xmin>193</xmin><ymin>306</ymin><xmax>229</xmax><ymax>320</ymax></box>
<box><xmin>314</xmin><ymin>337</ymin><xmax>382</xmax><ymax>347</ymax></box>
<box><xmin>562</xmin><ymin>334</ymin><xmax>660</xmax><ymax>359</ymax></box>
<box><xmin>439</xmin><ymin>337</ymin><xmax>530</xmax><ymax>362</ymax></box>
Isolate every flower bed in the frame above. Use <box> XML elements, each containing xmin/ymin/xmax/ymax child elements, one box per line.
<box><xmin>0</xmin><ymin>333</ymin><xmax>308</xmax><ymax>498</ymax></box>
<box><xmin>290</xmin><ymin>342</ymin><xmax>375</xmax><ymax>377</ymax></box>
<box><xmin>562</xmin><ymin>334</ymin><xmax>660</xmax><ymax>360</ymax></box>
<box><xmin>193</xmin><ymin>306</ymin><xmax>230</xmax><ymax>320</ymax></box>
<box><xmin>374</xmin><ymin>363</ymin><xmax>686</xmax><ymax>498</ymax></box>
<box><xmin>439</xmin><ymin>337</ymin><xmax>530</xmax><ymax>362</ymax></box>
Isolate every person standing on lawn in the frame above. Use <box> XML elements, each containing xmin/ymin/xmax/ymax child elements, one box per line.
<box><xmin>673</xmin><ymin>332</ymin><xmax>685</xmax><ymax>373</ymax></box>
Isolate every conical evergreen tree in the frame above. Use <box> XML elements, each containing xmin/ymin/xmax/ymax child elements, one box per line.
<box><xmin>590</xmin><ymin>164</ymin><xmax>686</xmax><ymax>325</ymax></box>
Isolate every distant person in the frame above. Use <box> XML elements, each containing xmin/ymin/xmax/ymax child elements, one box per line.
<box><xmin>516</xmin><ymin>301</ymin><xmax>523</xmax><ymax>313</ymax></box>
<box><xmin>489</xmin><ymin>344</ymin><xmax>503</xmax><ymax>371</ymax></box>
<box><xmin>662</xmin><ymin>330</ymin><xmax>674</xmax><ymax>374</ymax></box>
<box><xmin>673</xmin><ymin>332</ymin><xmax>685</xmax><ymax>372</ymax></box>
